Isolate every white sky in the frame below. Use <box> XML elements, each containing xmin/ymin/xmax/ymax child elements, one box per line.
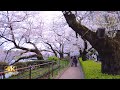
<box><xmin>37</xmin><ymin>11</ymin><xmax>63</xmax><ymax>24</ymax></box>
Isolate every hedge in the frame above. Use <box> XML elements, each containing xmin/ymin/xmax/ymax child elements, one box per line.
<box><xmin>14</xmin><ymin>60</ymin><xmax>54</xmax><ymax>68</ymax></box>
<box><xmin>48</xmin><ymin>56</ymin><xmax>59</xmax><ymax>61</ymax></box>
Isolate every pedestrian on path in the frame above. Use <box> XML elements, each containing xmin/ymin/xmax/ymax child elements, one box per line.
<box><xmin>70</xmin><ymin>56</ymin><xmax>74</xmax><ymax>67</ymax></box>
<box><xmin>73</xmin><ymin>56</ymin><xmax>78</xmax><ymax>67</ymax></box>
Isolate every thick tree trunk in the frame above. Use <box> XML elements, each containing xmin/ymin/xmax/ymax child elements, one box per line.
<box><xmin>63</xmin><ymin>11</ymin><xmax>120</xmax><ymax>75</ymax></box>
<box><xmin>96</xmin><ymin>38</ymin><xmax>120</xmax><ymax>75</ymax></box>
<box><xmin>82</xmin><ymin>51</ymin><xmax>87</xmax><ymax>61</ymax></box>
<box><xmin>36</xmin><ymin>54</ymin><xmax>44</xmax><ymax>60</ymax></box>
<box><xmin>59</xmin><ymin>53</ymin><xmax>64</xmax><ymax>59</ymax></box>
<box><xmin>34</xmin><ymin>49</ymin><xmax>44</xmax><ymax>60</ymax></box>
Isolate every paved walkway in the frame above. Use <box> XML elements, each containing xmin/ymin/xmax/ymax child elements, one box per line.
<box><xmin>58</xmin><ymin>62</ymin><xmax>84</xmax><ymax>79</ymax></box>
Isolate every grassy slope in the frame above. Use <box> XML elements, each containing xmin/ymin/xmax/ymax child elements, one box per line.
<box><xmin>8</xmin><ymin>60</ymin><xmax>69</xmax><ymax>79</ymax></box>
<box><xmin>79</xmin><ymin>58</ymin><xmax>120</xmax><ymax>79</ymax></box>
<box><xmin>8</xmin><ymin>66</ymin><xmax>54</xmax><ymax>79</ymax></box>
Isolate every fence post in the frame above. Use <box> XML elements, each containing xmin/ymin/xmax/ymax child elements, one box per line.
<box><xmin>52</xmin><ymin>62</ymin><xmax>53</xmax><ymax>77</ymax></box>
<box><xmin>59</xmin><ymin>60</ymin><xmax>60</xmax><ymax>73</ymax></box>
<box><xmin>29</xmin><ymin>65</ymin><xmax>32</xmax><ymax>79</ymax></box>
<box><xmin>47</xmin><ymin>63</ymin><xmax>50</xmax><ymax>79</ymax></box>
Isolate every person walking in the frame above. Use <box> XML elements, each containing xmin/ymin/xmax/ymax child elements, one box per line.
<box><xmin>73</xmin><ymin>56</ymin><xmax>78</xmax><ymax>67</ymax></box>
<box><xmin>70</xmin><ymin>56</ymin><xmax>74</xmax><ymax>67</ymax></box>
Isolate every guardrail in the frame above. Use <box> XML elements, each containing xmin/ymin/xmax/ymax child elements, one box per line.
<box><xmin>0</xmin><ymin>60</ymin><xmax>69</xmax><ymax>79</ymax></box>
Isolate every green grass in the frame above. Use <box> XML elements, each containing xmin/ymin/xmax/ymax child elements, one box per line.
<box><xmin>79</xmin><ymin>58</ymin><xmax>120</xmax><ymax>79</ymax></box>
<box><xmin>8</xmin><ymin>60</ymin><xmax>69</xmax><ymax>79</ymax></box>
<box><xmin>8</xmin><ymin>66</ymin><xmax>50</xmax><ymax>79</ymax></box>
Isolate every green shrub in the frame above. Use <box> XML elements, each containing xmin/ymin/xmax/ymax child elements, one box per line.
<box><xmin>13</xmin><ymin>60</ymin><xmax>55</xmax><ymax>69</ymax></box>
<box><xmin>48</xmin><ymin>56</ymin><xmax>59</xmax><ymax>61</ymax></box>
<box><xmin>25</xmin><ymin>60</ymin><xmax>52</xmax><ymax>66</ymax></box>
<box><xmin>0</xmin><ymin>62</ymin><xmax>9</xmax><ymax>72</ymax></box>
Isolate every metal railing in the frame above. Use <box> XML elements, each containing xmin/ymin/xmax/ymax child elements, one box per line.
<box><xmin>0</xmin><ymin>60</ymin><xmax>69</xmax><ymax>79</ymax></box>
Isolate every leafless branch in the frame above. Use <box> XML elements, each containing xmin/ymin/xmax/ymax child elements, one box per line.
<box><xmin>11</xmin><ymin>54</ymin><xmax>37</xmax><ymax>65</ymax></box>
<box><xmin>0</xmin><ymin>41</ymin><xmax>8</xmax><ymax>46</ymax></box>
<box><xmin>0</xmin><ymin>34</ymin><xmax>14</xmax><ymax>42</ymax></box>
<box><xmin>26</xmin><ymin>41</ymin><xmax>38</xmax><ymax>49</ymax></box>
<box><xmin>4</xmin><ymin>47</ymin><xmax>15</xmax><ymax>62</ymax></box>
<box><xmin>20</xmin><ymin>50</ymin><xmax>29</xmax><ymax>56</ymax></box>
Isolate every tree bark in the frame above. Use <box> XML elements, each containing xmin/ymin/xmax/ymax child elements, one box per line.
<box><xmin>59</xmin><ymin>52</ymin><xmax>64</xmax><ymax>59</ymax></box>
<box><xmin>63</xmin><ymin>11</ymin><xmax>120</xmax><ymax>75</ymax></box>
<box><xmin>79</xmin><ymin>49</ymin><xmax>82</xmax><ymax>58</ymax></box>
<box><xmin>82</xmin><ymin>39</ymin><xmax>88</xmax><ymax>61</ymax></box>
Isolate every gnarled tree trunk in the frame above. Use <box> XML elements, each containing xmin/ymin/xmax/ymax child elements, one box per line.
<box><xmin>10</xmin><ymin>42</ymin><xmax>44</xmax><ymax>65</ymax></box>
<box><xmin>63</xmin><ymin>11</ymin><xmax>120</xmax><ymax>75</ymax></box>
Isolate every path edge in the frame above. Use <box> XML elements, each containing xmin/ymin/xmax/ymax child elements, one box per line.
<box><xmin>54</xmin><ymin>65</ymin><xmax>70</xmax><ymax>79</ymax></box>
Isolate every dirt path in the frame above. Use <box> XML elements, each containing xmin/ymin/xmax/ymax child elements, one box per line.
<box><xmin>58</xmin><ymin>62</ymin><xmax>84</xmax><ymax>79</ymax></box>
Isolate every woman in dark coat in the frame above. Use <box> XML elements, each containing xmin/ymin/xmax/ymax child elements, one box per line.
<box><xmin>73</xmin><ymin>56</ymin><xmax>78</xmax><ymax>67</ymax></box>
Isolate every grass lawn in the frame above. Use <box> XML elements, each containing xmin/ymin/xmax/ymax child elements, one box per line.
<box><xmin>79</xmin><ymin>58</ymin><xmax>120</xmax><ymax>79</ymax></box>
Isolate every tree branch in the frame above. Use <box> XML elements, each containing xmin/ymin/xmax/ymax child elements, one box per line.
<box><xmin>40</xmin><ymin>49</ymin><xmax>53</xmax><ymax>52</ymax></box>
<box><xmin>20</xmin><ymin>50</ymin><xmax>29</xmax><ymax>56</ymax></box>
<box><xmin>62</xmin><ymin>11</ymin><xmax>97</xmax><ymax>47</ymax></box>
<box><xmin>26</xmin><ymin>41</ymin><xmax>38</xmax><ymax>50</ymax></box>
<box><xmin>4</xmin><ymin>47</ymin><xmax>15</xmax><ymax>62</ymax></box>
<box><xmin>15</xmin><ymin>45</ymin><xmax>36</xmax><ymax>52</ymax></box>
<box><xmin>11</xmin><ymin>54</ymin><xmax>37</xmax><ymax>65</ymax></box>
<box><xmin>0</xmin><ymin>41</ymin><xmax>8</xmax><ymax>46</ymax></box>
<box><xmin>43</xmin><ymin>41</ymin><xmax>58</xmax><ymax>57</ymax></box>
<box><xmin>0</xmin><ymin>34</ymin><xmax>14</xmax><ymax>42</ymax></box>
